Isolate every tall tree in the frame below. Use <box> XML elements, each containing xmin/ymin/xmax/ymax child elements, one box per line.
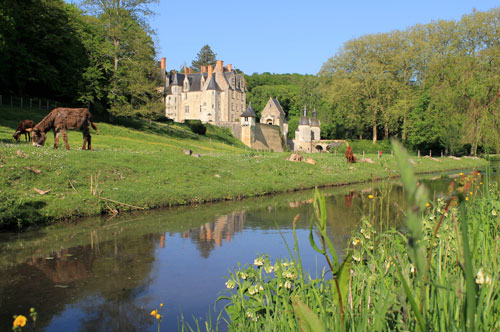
<box><xmin>81</xmin><ymin>0</ymin><xmax>160</xmax><ymax>117</ymax></box>
<box><xmin>191</xmin><ymin>45</ymin><xmax>217</xmax><ymax>72</ymax></box>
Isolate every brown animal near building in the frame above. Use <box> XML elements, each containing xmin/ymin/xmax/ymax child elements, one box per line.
<box><xmin>345</xmin><ymin>146</ymin><xmax>356</xmax><ymax>163</ymax></box>
<box><xmin>28</xmin><ymin>108</ymin><xmax>97</xmax><ymax>150</ymax></box>
<box><xmin>12</xmin><ymin>120</ymin><xmax>35</xmax><ymax>142</ymax></box>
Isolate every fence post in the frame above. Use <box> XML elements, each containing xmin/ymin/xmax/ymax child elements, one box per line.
<box><xmin>418</xmin><ymin>150</ymin><xmax>421</xmax><ymax>158</ymax></box>
<box><xmin>429</xmin><ymin>150</ymin><xmax>432</xmax><ymax>157</ymax></box>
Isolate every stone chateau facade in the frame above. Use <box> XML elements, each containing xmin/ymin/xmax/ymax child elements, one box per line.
<box><xmin>160</xmin><ymin>57</ymin><xmax>335</xmax><ymax>153</ymax></box>
<box><xmin>161</xmin><ymin>58</ymin><xmax>245</xmax><ymax>123</ymax></box>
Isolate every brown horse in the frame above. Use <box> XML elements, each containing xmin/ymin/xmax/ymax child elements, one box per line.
<box><xmin>345</xmin><ymin>146</ymin><xmax>356</xmax><ymax>163</ymax></box>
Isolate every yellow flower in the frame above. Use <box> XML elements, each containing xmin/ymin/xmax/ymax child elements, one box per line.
<box><xmin>150</xmin><ymin>310</ymin><xmax>158</xmax><ymax>316</ymax></box>
<box><xmin>469</xmin><ymin>191</ymin><xmax>473</xmax><ymax>195</ymax></box>
<box><xmin>160</xmin><ymin>303</ymin><xmax>164</xmax><ymax>308</ymax></box>
<box><xmin>426</xmin><ymin>202</ymin><xmax>430</xmax><ymax>207</ymax></box>
<box><xmin>459</xmin><ymin>172</ymin><xmax>464</xmax><ymax>176</ymax></box>
<box><xmin>480</xmin><ymin>182</ymin><xmax>483</xmax><ymax>185</ymax></box>
<box><xmin>368</xmin><ymin>194</ymin><xmax>374</xmax><ymax>199</ymax></box>
<box><xmin>156</xmin><ymin>314</ymin><xmax>161</xmax><ymax>320</ymax></box>
<box><xmin>13</xmin><ymin>315</ymin><xmax>27</xmax><ymax>328</ymax></box>
<box><xmin>466</xmin><ymin>197</ymin><xmax>469</xmax><ymax>201</ymax></box>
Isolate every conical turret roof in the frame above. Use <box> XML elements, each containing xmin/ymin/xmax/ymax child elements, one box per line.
<box><xmin>299</xmin><ymin>105</ymin><xmax>310</xmax><ymax>125</ymax></box>
<box><xmin>241</xmin><ymin>102</ymin><xmax>256</xmax><ymax>117</ymax></box>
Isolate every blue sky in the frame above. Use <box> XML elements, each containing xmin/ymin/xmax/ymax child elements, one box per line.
<box><xmin>73</xmin><ymin>0</ymin><xmax>498</xmax><ymax>75</ymax></box>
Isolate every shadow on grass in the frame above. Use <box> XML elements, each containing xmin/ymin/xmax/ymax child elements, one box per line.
<box><xmin>0</xmin><ymin>200</ymin><xmax>50</xmax><ymax>230</ymax></box>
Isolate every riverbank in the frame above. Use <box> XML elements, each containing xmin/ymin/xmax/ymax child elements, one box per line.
<box><xmin>0</xmin><ymin>107</ymin><xmax>488</xmax><ymax>229</ymax></box>
<box><xmin>216</xmin><ymin>168</ymin><xmax>500</xmax><ymax>331</ymax></box>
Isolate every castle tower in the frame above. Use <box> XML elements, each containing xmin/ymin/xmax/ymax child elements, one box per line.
<box><xmin>240</xmin><ymin>102</ymin><xmax>256</xmax><ymax>148</ymax></box>
<box><xmin>310</xmin><ymin>109</ymin><xmax>320</xmax><ymax>141</ymax></box>
<box><xmin>296</xmin><ymin>105</ymin><xmax>311</xmax><ymax>143</ymax></box>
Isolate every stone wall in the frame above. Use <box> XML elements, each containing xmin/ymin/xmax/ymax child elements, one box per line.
<box><xmin>252</xmin><ymin>123</ymin><xmax>284</xmax><ymax>152</ymax></box>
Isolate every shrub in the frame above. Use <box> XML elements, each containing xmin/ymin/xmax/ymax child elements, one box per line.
<box><xmin>185</xmin><ymin>120</ymin><xmax>207</xmax><ymax>135</ymax></box>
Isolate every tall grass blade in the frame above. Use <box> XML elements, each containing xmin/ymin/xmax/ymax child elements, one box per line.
<box><xmin>291</xmin><ymin>295</ymin><xmax>326</xmax><ymax>332</ymax></box>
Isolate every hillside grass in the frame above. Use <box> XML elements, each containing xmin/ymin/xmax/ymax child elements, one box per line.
<box><xmin>0</xmin><ymin>106</ymin><xmax>488</xmax><ymax>229</ymax></box>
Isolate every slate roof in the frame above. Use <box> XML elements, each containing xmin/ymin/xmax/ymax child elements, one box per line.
<box><xmin>241</xmin><ymin>102</ymin><xmax>256</xmax><ymax>117</ymax></box>
<box><xmin>311</xmin><ymin>109</ymin><xmax>320</xmax><ymax>127</ymax></box>
<box><xmin>269</xmin><ymin>98</ymin><xmax>286</xmax><ymax>116</ymax></box>
<box><xmin>299</xmin><ymin>106</ymin><xmax>310</xmax><ymax>125</ymax></box>
<box><xmin>169</xmin><ymin>72</ymin><xmax>185</xmax><ymax>86</ymax></box>
<box><xmin>206</xmin><ymin>75</ymin><xmax>221</xmax><ymax>91</ymax></box>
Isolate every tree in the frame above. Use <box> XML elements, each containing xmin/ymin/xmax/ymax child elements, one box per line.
<box><xmin>191</xmin><ymin>45</ymin><xmax>217</xmax><ymax>72</ymax></box>
<box><xmin>81</xmin><ymin>0</ymin><xmax>160</xmax><ymax>118</ymax></box>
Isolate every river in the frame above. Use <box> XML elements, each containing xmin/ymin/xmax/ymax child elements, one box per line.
<box><xmin>0</xmin><ymin>165</ymin><xmax>497</xmax><ymax>331</ymax></box>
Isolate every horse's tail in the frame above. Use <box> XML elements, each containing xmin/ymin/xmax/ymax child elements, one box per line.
<box><xmin>91</xmin><ymin>121</ymin><xmax>98</xmax><ymax>132</ymax></box>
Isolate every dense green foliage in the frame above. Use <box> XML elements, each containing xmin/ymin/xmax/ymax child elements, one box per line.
<box><xmin>0</xmin><ymin>0</ymin><xmax>161</xmax><ymax>119</ymax></box>
<box><xmin>319</xmin><ymin>8</ymin><xmax>500</xmax><ymax>155</ymax></box>
<box><xmin>245</xmin><ymin>8</ymin><xmax>500</xmax><ymax>155</ymax></box>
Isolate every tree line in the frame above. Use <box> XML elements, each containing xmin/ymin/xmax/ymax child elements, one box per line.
<box><xmin>0</xmin><ymin>0</ymin><xmax>162</xmax><ymax>120</ymax></box>
<box><xmin>247</xmin><ymin>8</ymin><xmax>500</xmax><ymax>155</ymax></box>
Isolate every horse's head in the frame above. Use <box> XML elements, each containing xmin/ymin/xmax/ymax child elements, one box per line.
<box><xmin>29</xmin><ymin>128</ymin><xmax>46</xmax><ymax>147</ymax></box>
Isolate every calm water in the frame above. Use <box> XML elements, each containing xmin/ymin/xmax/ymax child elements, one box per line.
<box><xmin>0</xmin><ymin>166</ymin><xmax>496</xmax><ymax>331</ymax></box>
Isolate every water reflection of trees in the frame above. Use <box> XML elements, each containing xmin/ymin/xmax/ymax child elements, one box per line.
<box><xmin>0</xmin><ymin>231</ymin><xmax>157</xmax><ymax>331</ymax></box>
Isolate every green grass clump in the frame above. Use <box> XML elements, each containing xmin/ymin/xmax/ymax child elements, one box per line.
<box><xmin>0</xmin><ymin>106</ymin><xmax>488</xmax><ymax>230</ymax></box>
<box><xmin>213</xmin><ymin>145</ymin><xmax>499</xmax><ymax>331</ymax></box>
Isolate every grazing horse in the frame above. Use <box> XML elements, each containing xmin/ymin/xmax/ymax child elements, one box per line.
<box><xmin>345</xmin><ymin>146</ymin><xmax>356</xmax><ymax>163</ymax></box>
<box><xmin>13</xmin><ymin>120</ymin><xmax>35</xmax><ymax>142</ymax></box>
<box><xmin>29</xmin><ymin>108</ymin><xmax>97</xmax><ymax>150</ymax></box>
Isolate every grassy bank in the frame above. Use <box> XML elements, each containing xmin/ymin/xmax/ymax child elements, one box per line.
<box><xmin>213</xmin><ymin>157</ymin><xmax>500</xmax><ymax>331</ymax></box>
<box><xmin>0</xmin><ymin>106</ymin><xmax>488</xmax><ymax>229</ymax></box>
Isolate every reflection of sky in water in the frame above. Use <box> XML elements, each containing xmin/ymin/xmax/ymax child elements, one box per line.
<box><xmin>42</xmin><ymin>229</ymin><xmax>324</xmax><ymax>331</ymax></box>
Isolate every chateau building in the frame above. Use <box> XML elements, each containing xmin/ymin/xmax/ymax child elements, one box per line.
<box><xmin>162</xmin><ymin>59</ymin><xmax>246</xmax><ymax>123</ymax></box>
<box><xmin>260</xmin><ymin>98</ymin><xmax>288</xmax><ymax>140</ymax></box>
<box><xmin>291</xmin><ymin>106</ymin><xmax>322</xmax><ymax>152</ymax></box>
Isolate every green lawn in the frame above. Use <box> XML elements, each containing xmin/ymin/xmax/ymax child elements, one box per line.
<box><xmin>0</xmin><ymin>106</ymin><xmax>488</xmax><ymax>229</ymax></box>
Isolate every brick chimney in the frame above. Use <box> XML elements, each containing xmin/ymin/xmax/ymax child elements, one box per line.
<box><xmin>201</xmin><ymin>66</ymin><xmax>207</xmax><ymax>73</ymax></box>
<box><xmin>227</xmin><ymin>64</ymin><xmax>232</xmax><ymax>72</ymax></box>
<box><xmin>160</xmin><ymin>57</ymin><xmax>166</xmax><ymax>70</ymax></box>
<box><xmin>207</xmin><ymin>65</ymin><xmax>213</xmax><ymax>78</ymax></box>
<box><xmin>216</xmin><ymin>60</ymin><xmax>223</xmax><ymax>72</ymax></box>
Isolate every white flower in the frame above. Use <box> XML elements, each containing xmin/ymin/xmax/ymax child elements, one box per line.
<box><xmin>492</xmin><ymin>209</ymin><xmax>497</xmax><ymax>216</ymax></box>
<box><xmin>284</xmin><ymin>280</ymin><xmax>292</xmax><ymax>289</ymax></box>
<box><xmin>353</xmin><ymin>254</ymin><xmax>361</xmax><ymax>262</ymax></box>
<box><xmin>476</xmin><ymin>269</ymin><xmax>485</xmax><ymax>284</ymax></box>
<box><xmin>225</xmin><ymin>280</ymin><xmax>236</xmax><ymax>289</ymax></box>
<box><xmin>352</xmin><ymin>238</ymin><xmax>360</xmax><ymax>246</ymax></box>
<box><xmin>264</xmin><ymin>265</ymin><xmax>274</xmax><ymax>273</ymax></box>
<box><xmin>239</xmin><ymin>272</ymin><xmax>247</xmax><ymax>280</ymax></box>
<box><xmin>258</xmin><ymin>283</ymin><xmax>264</xmax><ymax>291</ymax></box>
<box><xmin>409</xmin><ymin>264</ymin><xmax>415</xmax><ymax>274</ymax></box>
<box><xmin>248</xmin><ymin>286</ymin><xmax>257</xmax><ymax>295</ymax></box>
<box><xmin>254</xmin><ymin>257</ymin><xmax>264</xmax><ymax>267</ymax></box>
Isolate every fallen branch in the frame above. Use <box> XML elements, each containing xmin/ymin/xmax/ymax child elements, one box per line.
<box><xmin>95</xmin><ymin>196</ymin><xmax>146</xmax><ymax>210</ymax></box>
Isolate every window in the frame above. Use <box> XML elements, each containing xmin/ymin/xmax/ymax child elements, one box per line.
<box><xmin>185</xmin><ymin>106</ymin><xmax>189</xmax><ymax>113</ymax></box>
<box><xmin>245</xmin><ymin>117</ymin><xmax>248</xmax><ymax>122</ymax></box>
<box><xmin>199</xmin><ymin>105</ymin><xmax>202</xmax><ymax>113</ymax></box>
